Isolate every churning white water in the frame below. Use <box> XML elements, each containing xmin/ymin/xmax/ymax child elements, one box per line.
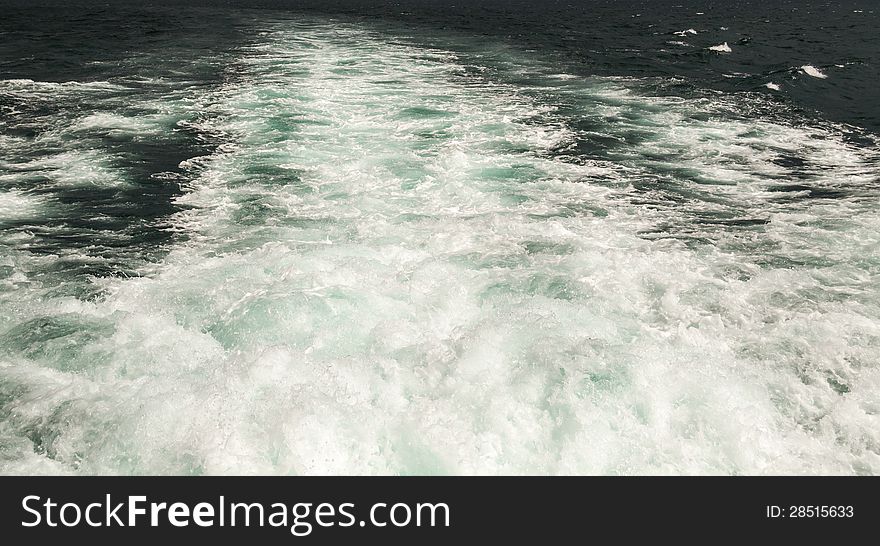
<box><xmin>1</xmin><ymin>19</ymin><xmax>879</xmax><ymax>475</ymax></box>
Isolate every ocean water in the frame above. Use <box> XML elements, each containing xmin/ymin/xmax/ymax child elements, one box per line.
<box><xmin>1</xmin><ymin>0</ymin><xmax>879</xmax><ymax>475</ymax></box>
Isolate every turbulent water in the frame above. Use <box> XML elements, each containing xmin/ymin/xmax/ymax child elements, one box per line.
<box><xmin>1</xmin><ymin>1</ymin><xmax>880</xmax><ymax>474</ymax></box>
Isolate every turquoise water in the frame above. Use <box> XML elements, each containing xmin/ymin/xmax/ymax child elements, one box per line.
<box><xmin>2</xmin><ymin>11</ymin><xmax>880</xmax><ymax>475</ymax></box>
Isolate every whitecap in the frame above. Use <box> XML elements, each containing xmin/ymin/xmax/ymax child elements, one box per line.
<box><xmin>708</xmin><ymin>42</ymin><xmax>732</xmax><ymax>53</ymax></box>
<box><xmin>765</xmin><ymin>82</ymin><xmax>780</xmax><ymax>91</ymax></box>
<box><xmin>673</xmin><ymin>28</ymin><xmax>698</xmax><ymax>36</ymax></box>
<box><xmin>800</xmin><ymin>65</ymin><xmax>828</xmax><ymax>79</ymax></box>
<box><xmin>0</xmin><ymin>78</ymin><xmax>122</xmax><ymax>91</ymax></box>
<box><xmin>71</xmin><ymin>113</ymin><xmax>157</xmax><ymax>135</ymax></box>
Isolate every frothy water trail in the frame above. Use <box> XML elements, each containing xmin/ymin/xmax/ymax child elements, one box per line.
<box><xmin>1</xmin><ymin>18</ymin><xmax>879</xmax><ymax>475</ymax></box>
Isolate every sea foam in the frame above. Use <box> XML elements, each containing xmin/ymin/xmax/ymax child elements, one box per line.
<box><xmin>801</xmin><ymin>65</ymin><xmax>828</xmax><ymax>78</ymax></box>
<box><xmin>708</xmin><ymin>42</ymin><xmax>732</xmax><ymax>53</ymax></box>
<box><xmin>1</xmin><ymin>18</ymin><xmax>879</xmax><ymax>476</ymax></box>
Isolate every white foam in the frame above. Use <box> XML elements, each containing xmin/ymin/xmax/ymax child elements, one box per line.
<box><xmin>1</xmin><ymin>18</ymin><xmax>879</xmax><ymax>476</ymax></box>
<box><xmin>708</xmin><ymin>42</ymin><xmax>732</xmax><ymax>53</ymax></box>
<box><xmin>0</xmin><ymin>78</ymin><xmax>123</xmax><ymax>92</ymax></box>
<box><xmin>673</xmin><ymin>28</ymin><xmax>698</xmax><ymax>36</ymax></box>
<box><xmin>765</xmin><ymin>82</ymin><xmax>780</xmax><ymax>91</ymax></box>
<box><xmin>6</xmin><ymin>150</ymin><xmax>128</xmax><ymax>188</ymax></box>
<box><xmin>71</xmin><ymin>113</ymin><xmax>158</xmax><ymax>135</ymax></box>
<box><xmin>801</xmin><ymin>65</ymin><xmax>828</xmax><ymax>79</ymax></box>
<box><xmin>0</xmin><ymin>190</ymin><xmax>46</xmax><ymax>220</ymax></box>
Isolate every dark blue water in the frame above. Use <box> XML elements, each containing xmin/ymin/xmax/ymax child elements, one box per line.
<box><xmin>5</xmin><ymin>1</ymin><xmax>879</xmax><ymax>129</ymax></box>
